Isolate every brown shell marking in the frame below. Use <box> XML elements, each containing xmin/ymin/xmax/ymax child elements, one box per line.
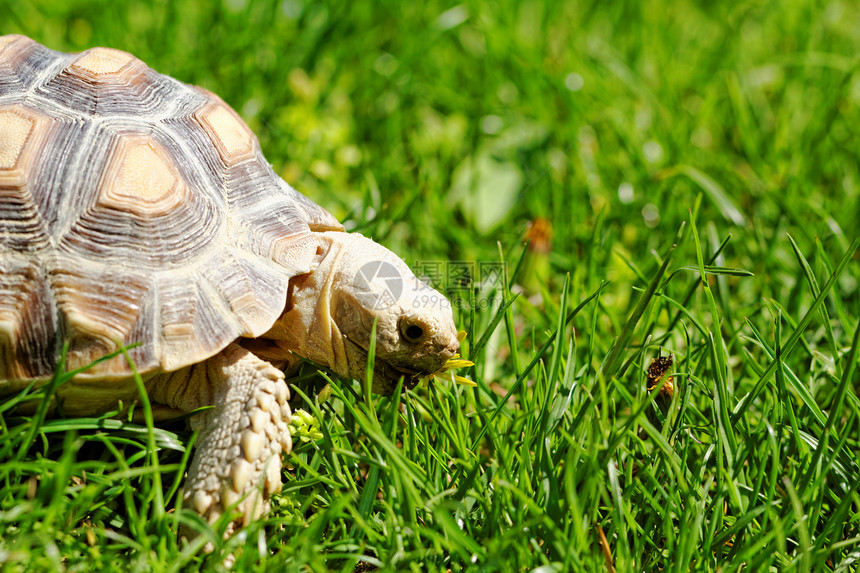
<box><xmin>0</xmin><ymin>107</ymin><xmax>34</xmax><ymax>168</ymax></box>
<box><xmin>189</xmin><ymin>86</ymin><xmax>343</xmax><ymax>232</ymax></box>
<box><xmin>69</xmin><ymin>47</ymin><xmax>135</xmax><ymax>76</ymax></box>
<box><xmin>0</xmin><ymin>256</ymin><xmax>57</xmax><ymax>380</ymax></box>
<box><xmin>194</xmin><ymin>92</ymin><xmax>257</xmax><ymax>166</ymax></box>
<box><xmin>52</xmin><ymin>263</ymin><xmax>158</xmax><ymax>376</ymax></box>
<box><xmin>281</xmin><ymin>181</ymin><xmax>344</xmax><ymax>232</ymax></box>
<box><xmin>37</xmin><ymin>46</ymin><xmax>163</xmax><ymax>116</ymax></box>
<box><xmin>159</xmin><ymin>276</ymin><xmax>235</xmax><ymax>373</ymax></box>
<box><xmin>0</xmin><ymin>35</ymin><xmax>48</xmax><ymax>94</ymax></box>
<box><xmin>0</xmin><ymin>105</ymin><xmax>53</xmax><ymax>251</ymax></box>
<box><xmin>58</xmin><ymin>127</ymin><xmax>223</xmax><ymax>267</ymax></box>
<box><xmin>96</xmin><ymin>133</ymin><xmax>188</xmax><ymax>216</ymax></box>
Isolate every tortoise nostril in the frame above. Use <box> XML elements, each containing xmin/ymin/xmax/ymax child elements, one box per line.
<box><xmin>445</xmin><ymin>338</ymin><xmax>459</xmax><ymax>357</ymax></box>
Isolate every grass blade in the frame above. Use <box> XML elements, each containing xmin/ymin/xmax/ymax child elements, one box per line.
<box><xmin>732</xmin><ymin>237</ymin><xmax>860</xmax><ymax>423</ymax></box>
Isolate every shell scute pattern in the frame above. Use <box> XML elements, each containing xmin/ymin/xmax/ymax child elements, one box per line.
<box><xmin>97</xmin><ymin>133</ymin><xmax>189</xmax><ymax>213</ymax></box>
<box><xmin>0</xmin><ymin>35</ymin><xmax>60</xmax><ymax>95</ymax></box>
<box><xmin>158</xmin><ymin>276</ymin><xmax>239</xmax><ymax>373</ymax></box>
<box><xmin>0</xmin><ymin>104</ymin><xmax>55</xmax><ymax>252</ymax></box>
<box><xmin>0</xmin><ymin>35</ymin><xmax>339</xmax><ymax>381</ymax></box>
<box><xmin>57</xmin><ymin>128</ymin><xmax>224</xmax><ymax>267</ymax></box>
<box><xmin>200</xmin><ymin>248</ymin><xmax>302</xmax><ymax>338</ymax></box>
<box><xmin>70</xmin><ymin>47</ymin><xmax>136</xmax><ymax>76</ymax></box>
<box><xmin>193</xmin><ymin>90</ymin><xmax>258</xmax><ymax>166</ymax></box>
<box><xmin>0</xmin><ymin>255</ymin><xmax>57</xmax><ymax>380</ymax></box>
<box><xmin>37</xmin><ymin>47</ymin><xmax>169</xmax><ymax>118</ymax></box>
<box><xmin>51</xmin><ymin>263</ymin><xmax>158</xmax><ymax>376</ymax></box>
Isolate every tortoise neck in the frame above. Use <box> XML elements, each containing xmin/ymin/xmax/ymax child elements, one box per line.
<box><xmin>258</xmin><ymin>232</ymin><xmax>351</xmax><ymax>376</ymax></box>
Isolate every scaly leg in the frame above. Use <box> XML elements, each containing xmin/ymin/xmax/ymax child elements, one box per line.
<box><xmin>147</xmin><ymin>343</ymin><xmax>292</xmax><ymax>533</ymax></box>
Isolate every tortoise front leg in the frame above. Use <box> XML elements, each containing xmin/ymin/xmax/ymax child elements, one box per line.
<box><xmin>147</xmin><ymin>343</ymin><xmax>292</xmax><ymax>534</ymax></box>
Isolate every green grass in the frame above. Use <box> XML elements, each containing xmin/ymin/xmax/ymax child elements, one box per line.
<box><xmin>2</xmin><ymin>0</ymin><xmax>860</xmax><ymax>570</ymax></box>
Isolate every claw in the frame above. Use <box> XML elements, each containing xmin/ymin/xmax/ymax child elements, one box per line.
<box><xmin>222</xmin><ymin>486</ymin><xmax>240</xmax><ymax>510</ymax></box>
<box><xmin>250</xmin><ymin>409</ymin><xmax>268</xmax><ymax>433</ymax></box>
<box><xmin>232</xmin><ymin>458</ymin><xmax>252</xmax><ymax>493</ymax></box>
<box><xmin>193</xmin><ymin>490</ymin><xmax>213</xmax><ymax>514</ymax></box>
<box><xmin>258</xmin><ymin>380</ymin><xmax>276</xmax><ymax>395</ymax></box>
<box><xmin>280</xmin><ymin>428</ymin><xmax>292</xmax><ymax>452</ymax></box>
<box><xmin>241</xmin><ymin>429</ymin><xmax>264</xmax><ymax>461</ymax></box>
<box><xmin>256</xmin><ymin>392</ymin><xmax>276</xmax><ymax>413</ymax></box>
<box><xmin>265</xmin><ymin>460</ymin><xmax>282</xmax><ymax>495</ymax></box>
<box><xmin>274</xmin><ymin>381</ymin><xmax>289</xmax><ymax>404</ymax></box>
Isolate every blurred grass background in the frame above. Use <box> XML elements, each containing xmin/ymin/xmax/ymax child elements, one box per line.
<box><xmin>2</xmin><ymin>0</ymin><xmax>860</xmax><ymax>571</ymax></box>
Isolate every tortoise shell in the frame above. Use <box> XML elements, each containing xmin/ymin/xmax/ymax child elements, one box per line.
<box><xmin>0</xmin><ymin>35</ymin><xmax>342</xmax><ymax>381</ymax></box>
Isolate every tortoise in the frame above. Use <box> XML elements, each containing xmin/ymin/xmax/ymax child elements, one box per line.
<box><xmin>0</xmin><ymin>35</ymin><xmax>459</xmax><ymax>533</ymax></box>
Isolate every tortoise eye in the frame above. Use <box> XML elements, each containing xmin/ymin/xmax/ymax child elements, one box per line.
<box><xmin>400</xmin><ymin>321</ymin><xmax>425</xmax><ymax>344</ymax></box>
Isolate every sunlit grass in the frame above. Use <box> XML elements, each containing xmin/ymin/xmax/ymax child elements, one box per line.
<box><xmin>2</xmin><ymin>0</ymin><xmax>860</xmax><ymax>570</ymax></box>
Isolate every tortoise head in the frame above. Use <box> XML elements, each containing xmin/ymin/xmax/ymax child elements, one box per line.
<box><xmin>270</xmin><ymin>232</ymin><xmax>459</xmax><ymax>395</ymax></box>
